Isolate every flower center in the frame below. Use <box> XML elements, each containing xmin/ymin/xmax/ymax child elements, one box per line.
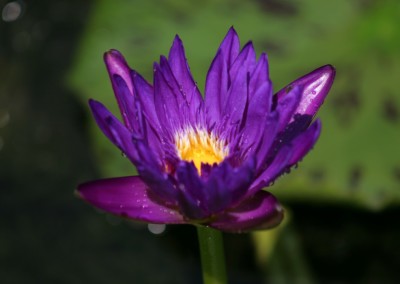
<box><xmin>175</xmin><ymin>128</ymin><xmax>228</xmax><ymax>174</ymax></box>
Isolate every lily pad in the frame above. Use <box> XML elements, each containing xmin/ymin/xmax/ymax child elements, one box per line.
<box><xmin>69</xmin><ymin>0</ymin><xmax>400</xmax><ymax>210</ymax></box>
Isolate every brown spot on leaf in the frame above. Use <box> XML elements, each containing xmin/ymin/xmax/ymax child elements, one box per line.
<box><xmin>331</xmin><ymin>88</ymin><xmax>361</xmax><ymax>127</ymax></box>
<box><xmin>393</xmin><ymin>166</ymin><xmax>400</xmax><ymax>183</ymax></box>
<box><xmin>258</xmin><ymin>40</ymin><xmax>286</xmax><ymax>56</ymax></box>
<box><xmin>356</xmin><ymin>0</ymin><xmax>375</xmax><ymax>10</ymax></box>
<box><xmin>253</xmin><ymin>0</ymin><xmax>298</xmax><ymax>16</ymax></box>
<box><xmin>349</xmin><ymin>165</ymin><xmax>363</xmax><ymax>189</ymax></box>
<box><xmin>383</xmin><ymin>97</ymin><xmax>399</xmax><ymax>123</ymax></box>
<box><xmin>310</xmin><ymin>168</ymin><xmax>325</xmax><ymax>182</ymax></box>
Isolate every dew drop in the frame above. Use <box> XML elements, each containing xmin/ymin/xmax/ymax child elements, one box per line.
<box><xmin>148</xmin><ymin>224</ymin><xmax>166</xmax><ymax>235</ymax></box>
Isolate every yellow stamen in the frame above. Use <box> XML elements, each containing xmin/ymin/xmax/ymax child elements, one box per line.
<box><xmin>175</xmin><ymin>127</ymin><xmax>229</xmax><ymax>174</ymax></box>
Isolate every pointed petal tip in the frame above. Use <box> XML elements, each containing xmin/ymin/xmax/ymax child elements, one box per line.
<box><xmin>318</xmin><ymin>64</ymin><xmax>336</xmax><ymax>82</ymax></box>
<box><xmin>172</xmin><ymin>34</ymin><xmax>183</xmax><ymax>45</ymax></box>
<box><xmin>276</xmin><ymin>64</ymin><xmax>336</xmax><ymax>117</ymax></box>
<box><xmin>322</xmin><ymin>64</ymin><xmax>336</xmax><ymax>73</ymax></box>
<box><xmin>103</xmin><ymin>49</ymin><xmax>125</xmax><ymax>64</ymax></box>
<box><xmin>227</xmin><ymin>26</ymin><xmax>238</xmax><ymax>36</ymax></box>
<box><xmin>88</xmin><ymin>98</ymin><xmax>101</xmax><ymax>109</ymax></box>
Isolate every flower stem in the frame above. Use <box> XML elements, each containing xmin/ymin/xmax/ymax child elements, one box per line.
<box><xmin>196</xmin><ymin>226</ymin><xmax>227</xmax><ymax>284</ymax></box>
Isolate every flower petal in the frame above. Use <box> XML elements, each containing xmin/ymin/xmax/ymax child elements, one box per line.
<box><xmin>153</xmin><ymin>62</ymin><xmax>182</xmax><ymax>134</ymax></box>
<box><xmin>204</xmin><ymin>27</ymin><xmax>240</xmax><ymax>127</ymax></box>
<box><xmin>88</xmin><ymin>99</ymin><xmax>137</xmax><ymax>161</ymax></box>
<box><xmin>175</xmin><ymin>161</ymin><xmax>209</xmax><ymax>219</ymax></box>
<box><xmin>275</xmin><ymin>85</ymin><xmax>302</xmax><ymax>132</ymax></box>
<box><xmin>239</xmin><ymin>81</ymin><xmax>273</xmax><ymax>152</ymax></box>
<box><xmin>219</xmin><ymin>26</ymin><xmax>240</xmax><ymax>69</ymax></box>
<box><xmin>104</xmin><ymin>49</ymin><xmax>133</xmax><ymax>93</ymax></box>
<box><xmin>159</xmin><ymin>56</ymin><xmax>197</xmax><ymax>126</ymax></box>
<box><xmin>288</xmin><ymin>119</ymin><xmax>321</xmax><ymax>165</ymax></box>
<box><xmin>209</xmin><ymin>190</ymin><xmax>283</xmax><ymax>233</ymax></box>
<box><xmin>205</xmin><ymin>49</ymin><xmax>228</xmax><ymax>128</ymax></box>
<box><xmin>276</xmin><ymin>65</ymin><xmax>335</xmax><ymax>117</ymax></box>
<box><xmin>113</xmin><ymin>74</ymin><xmax>143</xmax><ymax>134</ymax></box>
<box><xmin>104</xmin><ymin>50</ymin><xmax>135</xmax><ymax>128</ymax></box>
<box><xmin>204</xmin><ymin>158</ymin><xmax>256</xmax><ymax>214</ymax></box>
<box><xmin>223</xmin><ymin>66</ymin><xmax>249</xmax><ymax>125</ymax></box>
<box><xmin>249</xmin><ymin>146</ymin><xmax>292</xmax><ymax>194</ymax></box>
<box><xmin>229</xmin><ymin>41</ymin><xmax>256</xmax><ymax>83</ymax></box>
<box><xmin>130</xmin><ymin>70</ymin><xmax>165</xmax><ymax>146</ymax></box>
<box><xmin>134</xmin><ymin>140</ymin><xmax>179</xmax><ymax>205</ymax></box>
<box><xmin>249</xmin><ymin>53</ymin><xmax>270</xmax><ymax>95</ymax></box>
<box><xmin>77</xmin><ymin>176</ymin><xmax>185</xmax><ymax>223</ymax></box>
<box><xmin>168</xmin><ymin>36</ymin><xmax>203</xmax><ymax>122</ymax></box>
<box><xmin>253</xmin><ymin>111</ymin><xmax>280</xmax><ymax>170</ymax></box>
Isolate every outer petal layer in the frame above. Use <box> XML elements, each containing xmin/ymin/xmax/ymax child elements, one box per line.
<box><xmin>104</xmin><ymin>50</ymin><xmax>135</xmax><ymax>129</ymax></box>
<box><xmin>89</xmin><ymin>99</ymin><xmax>137</xmax><ymax>162</ymax></box>
<box><xmin>209</xmin><ymin>190</ymin><xmax>283</xmax><ymax>233</ymax></box>
<box><xmin>276</xmin><ymin>65</ymin><xmax>335</xmax><ymax>117</ymax></box>
<box><xmin>77</xmin><ymin>176</ymin><xmax>185</xmax><ymax>224</ymax></box>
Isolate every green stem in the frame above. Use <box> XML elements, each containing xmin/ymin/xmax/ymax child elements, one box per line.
<box><xmin>196</xmin><ymin>226</ymin><xmax>227</xmax><ymax>284</ymax></box>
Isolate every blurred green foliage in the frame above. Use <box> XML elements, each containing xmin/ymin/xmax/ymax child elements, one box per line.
<box><xmin>70</xmin><ymin>0</ymin><xmax>400</xmax><ymax>210</ymax></box>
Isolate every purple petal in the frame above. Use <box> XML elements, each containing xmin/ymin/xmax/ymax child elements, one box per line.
<box><xmin>204</xmin><ymin>158</ymin><xmax>256</xmax><ymax>214</ymax></box>
<box><xmin>240</xmin><ymin>80</ymin><xmax>273</xmax><ymax>137</ymax></box>
<box><xmin>175</xmin><ymin>162</ymin><xmax>209</xmax><ymax>219</ymax></box>
<box><xmin>288</xmin><ymin>119</ymin><xmax>321</xmax><ymax>165</ymax></box>
<box><xmin>168</xmin><ymin>36</ymin><xmax>203</xmax><ymax>120</ymax></box>
<box><xmin>209</xmin><ymin>190</ymin><xmax>283</xmax><ymax>233</ymax></box>
<box><xmin>133</xmin><ymin>139</ymin><xmax>179</xmax><ymax>205</ymax></box>
<box><xmin>222</xmin><ymin>66</ymin><xmax>249</xmax><ymax>125</ymax></box>
<box><xmin>253</xmin><ymin>112</ymin><xmax>280</xmax><ymax>170</ymax></box>
<box><xmin>249</xmin><ymin>53</ymin><xmax>270</xmax><ymax>95</ymax></box>
<box><xmin>229</xmin><ymin>41</ymin><xmax>256</xmax><ymax>83</ymax></box>
<box><xmin>153</xmin><ymin>62</ymin><xmax>182</xmax><ymax>134</ymax></box>
<box><xmin>104</xmin><ymin>49</ymin><xmax>133</xmax><ymax>93</ymax></box>
<box><xmin>275</xmin><ymin>85</ymin><xmax>302</xmax><ymax>132</ymax></box>
<box><xmin>131</xmin><ymin>71</ymin><xmax>161</xmax><ymax>131</ymax></box>
<box><xmin>159</xmin><ymin>56</ymin><xmax>194</xmax><ymax>125</ymax></box>
<box><xmin>104</xmin><ymin>50</ymin><xmax>135</xmax><ymax>127</ymax></box>
<box><xmin>113</xmin><ymin>75</ymin><xmax>142</xmax><ymax>133</ymax></box>
<box><xmin>89</xmin><ymin>99</ymin><xmax>137</xmax><ymax>162</ymax></box>
<box><xmin>276</xmin><ymin>65</ymin><xmax>335</xmax><ymax>117</ymax></box>
<box><xmin>219</xmin><ymin>26</ymin><xmax>240</xmax><ymax>69</ymax></box>
<box><xmin>234</xmin><ymin>108</ymin><xmax>277</xmax><ymax>167</ymax></box>
<box><xmin>249</xmin><ymin>146</ymin><xmax>292</xmax><ymax>194</ymax></box>
<box><xmin>205</xmin><ymin>49</ymin><xmax>228</xmax><ymax>127</ymax></box>
<box><xmin>77</xmin><ymin>176</ymin><xmax>185</xmax><ymax>223</ymax></box>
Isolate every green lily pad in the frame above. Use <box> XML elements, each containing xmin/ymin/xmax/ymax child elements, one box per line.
<box><xmin>69</xmin><ymin>0</ymin><xmax>400</xmax><ymax>210</ymax></box>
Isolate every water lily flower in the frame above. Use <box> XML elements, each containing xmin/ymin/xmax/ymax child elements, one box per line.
<box><xmin>77</xmin><ymin>28</ymin><xmax>335</xmax><ymax>233</ymax></box>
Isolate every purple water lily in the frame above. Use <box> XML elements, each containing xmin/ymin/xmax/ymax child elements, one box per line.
<box><xmin>77</xmin><ymin>28</ymin><xmax>335</xmax><ymax>233</ymax></box>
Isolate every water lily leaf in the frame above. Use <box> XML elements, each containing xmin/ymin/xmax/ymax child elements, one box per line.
<box><xmin>69</xmin><ymin>0</ymin><xmax>400</xmax><ymax>209</ymax></box>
